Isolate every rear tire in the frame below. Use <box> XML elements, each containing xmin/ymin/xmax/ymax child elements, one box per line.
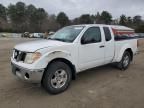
<box><xmin>42</xmin><ymin>61</ymin><xmax>72</xmax><ymax>94</ymax></box>
<box><xmin>116</xmin><ymin>51</ymin><xmax>131</xmax><ymax>70</ymax></box>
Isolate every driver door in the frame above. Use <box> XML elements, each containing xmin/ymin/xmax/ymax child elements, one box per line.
<box><xmin>78</xmin><ymin>27</ymin><xmax>105</xmax><ymax>71</ymax></box>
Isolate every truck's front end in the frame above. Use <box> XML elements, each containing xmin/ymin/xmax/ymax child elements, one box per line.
<box><xmin>10</xmin><ymin>25</ymin><xmax>85</xmax><ymax>94</ymax></box>
<box><xmin>10</xmin><ymin>37</ymin><xmax>69</xmax><ymax>83</ymax></box>
<box><xmin>11</xmin><ymin>49</ymin><xmax>45</xmax><ymax>83</ymax></box>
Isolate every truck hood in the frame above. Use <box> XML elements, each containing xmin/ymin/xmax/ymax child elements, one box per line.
<box><xmin>15</xmin><ymin>39</ymin><xmax>69</xmax><ymax>52</ymax></box>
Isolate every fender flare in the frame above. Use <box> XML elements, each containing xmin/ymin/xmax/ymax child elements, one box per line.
<box><xmin>34</xmin><ymin>50</ymin><xmax>73</xmax><ymax>69</ymax></box>
<box><xmin>46</xmin><ymin>50</ymin><xmax>72</xmax><ymax>62</ymax></box>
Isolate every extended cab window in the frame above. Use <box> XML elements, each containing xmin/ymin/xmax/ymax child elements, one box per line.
<box><xmin>103</xmin><ymin>27</ymin><xmax>112</xmax><ymax>41</ymax></box>
<box><xmin>81</xmin><ymin>27</ymin><xmax>101</xmax><ymax>44</ymax></box>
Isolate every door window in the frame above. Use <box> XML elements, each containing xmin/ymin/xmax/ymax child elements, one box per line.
<box><xmin>81</xmin><ymin>27</ymin><xmax>101</xmax><ymax>44</ymax></box>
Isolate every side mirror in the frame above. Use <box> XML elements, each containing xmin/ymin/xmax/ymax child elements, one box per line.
<box><xmin>81</xmin><ymin>37</ymin><xmax>86</xmax><ymax>44</ymax></box>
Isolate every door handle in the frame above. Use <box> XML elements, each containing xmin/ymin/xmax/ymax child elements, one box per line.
<box><xmin>99</xmin><ymin>45</ymin><xmax>105</xmax><ymax>48</ymax></box>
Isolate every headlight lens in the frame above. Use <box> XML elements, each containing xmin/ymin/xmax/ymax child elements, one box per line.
<box><xmin>24</xmin><ymin>52</ymin><xmax>41</xmax><ymax>64</ymax></box>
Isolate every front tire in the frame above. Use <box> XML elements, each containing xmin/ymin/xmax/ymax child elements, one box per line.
<box><xmin>42</xmin><ymin>61</ymin><xmax>72</xmax><ymax>94</ymax></box>
<box><xmin>117</xmin><ymin>51</ymin><xmax>131</xmax><ymax>70</ymax></box>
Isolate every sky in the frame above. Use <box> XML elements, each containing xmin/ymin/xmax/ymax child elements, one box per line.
<box><xmin>0</xmin><ymin>0</ymin><xmax>144</xmax><ymax>19</ymax></box>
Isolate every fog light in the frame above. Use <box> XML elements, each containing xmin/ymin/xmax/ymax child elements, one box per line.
<box><xmin>24</xmin><ymin>73</ymin><xmax>30</xmax><ymax>79</ymax></box>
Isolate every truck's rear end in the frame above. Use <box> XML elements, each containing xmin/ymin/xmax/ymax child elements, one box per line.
<box><xmin>111</xmin><ymin>26</ymin><xmax>138</xmax><ymax>62</ymax></box>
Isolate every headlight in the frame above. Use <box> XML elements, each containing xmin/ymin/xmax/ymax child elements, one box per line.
<box><xmin>24</xmin><ymin>52</ymin><xmax>41</xmax><ymax>64</ymax></box>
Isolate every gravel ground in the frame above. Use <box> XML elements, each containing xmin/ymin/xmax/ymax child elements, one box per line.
<box><xmin>0</xmin><ymin>38</ymin><xmax>144</xmax><ymax>108</ymax></box>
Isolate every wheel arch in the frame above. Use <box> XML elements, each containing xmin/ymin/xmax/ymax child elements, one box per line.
<box><xmin>125</xmin><ymin>48</ymin><xmax>133</xmax><ymax>61</ymax></box>
<box><xmin>117</xmin><ymin>48</ymin><xmax>133</xmax><ymax>62</ymax></box>
<box><xmin>115</xmin><ymin>42</ymin><xmax>134</xmax><ymax>62</ymax></box>
<box><xmin>42</xmin><ymin>58</ymin><xmax>76</xmax><ymax>83</ymax></box>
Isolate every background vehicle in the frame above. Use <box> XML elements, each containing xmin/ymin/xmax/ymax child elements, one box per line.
<box><xmin>31</xmin><ymin>33</ymin><xmax>44</xmax><ymax>38</ymax></box>
<box><xmin>21</xmin><ymin>32</ymin><xmax>30</xmax><ymax>38</ymax></box>
<box><xmin>136</xmin><ymin>33</ymin><xmax>144</xmax><ymax>38</ymax></box>
<box><xmin>11</xmin><ymin>24</ymin><xmax>138</xmax><ymax>94</ymax></box>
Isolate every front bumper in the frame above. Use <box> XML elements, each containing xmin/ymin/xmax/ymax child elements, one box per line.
<box><xmin>11</xmin><ymin>62</ymin><xmax>44</xmax><ymax>83</ymax></box>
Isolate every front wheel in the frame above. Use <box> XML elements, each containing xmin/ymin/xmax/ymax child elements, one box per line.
<box><xmin>117</xmin><ymin>51</ymin><xmax>131</xmax><ymax>70</ymax></box>
<box><xmin>42</xmin><ymin>61</ymin><xmax>72</xmax><ymax>94</ymax></box>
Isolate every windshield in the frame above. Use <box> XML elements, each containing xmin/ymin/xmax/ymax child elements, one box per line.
<box><xmin>48</xmin><ymin>26</ymin><xmax>84</xmax><ymax>42</ymax></box>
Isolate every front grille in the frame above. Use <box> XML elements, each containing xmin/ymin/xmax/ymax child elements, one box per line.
<box><xmin>13</xmin><ymin>49</ymin><xmax>26</xmax><ymax>62</ymax></box>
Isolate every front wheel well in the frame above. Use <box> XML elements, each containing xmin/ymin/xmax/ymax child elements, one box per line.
<box><xmin>125</xmin><ymin>48</ymin><xmax>133</xmax><ymax>61</ymax></box>
<box><xmin>43</xmin><ymin>58</ymin><xmax>76</xmax><ymax>81</ymax></box>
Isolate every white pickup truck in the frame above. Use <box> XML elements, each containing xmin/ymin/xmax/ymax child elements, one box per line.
<box><xmin>11</xmin><ymin>24</ymin><xmax>138</xmax><ymax>94</ymax></box>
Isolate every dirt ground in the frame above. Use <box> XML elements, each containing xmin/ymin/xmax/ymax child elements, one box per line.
<box><xmin>0</xmin><ymin>38</ymin><xmax>144</xmax><ymax>108</ymax></box>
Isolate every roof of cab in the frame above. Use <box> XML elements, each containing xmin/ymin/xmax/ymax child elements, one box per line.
<box><xmin>73</xmin><ymin>24</ymin><xmax>134</xmax><ymax>31</ymax></box>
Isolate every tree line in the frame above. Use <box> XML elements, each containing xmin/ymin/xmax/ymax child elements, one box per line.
<box><xmin>0</xmin><ymin>2</ymin><xmax>144</xmax><ymax>33</ymax></box>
